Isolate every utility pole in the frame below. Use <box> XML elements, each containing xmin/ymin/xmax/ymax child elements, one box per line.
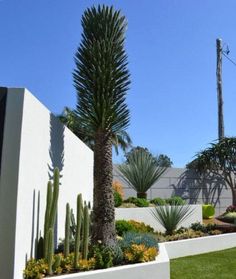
<box><xmin>216</xmin><ymin>38</ymin><xmax>224</xmax><ymax>140</ymax></box>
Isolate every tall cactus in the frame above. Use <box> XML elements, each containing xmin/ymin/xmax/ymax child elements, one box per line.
<box><xmin>82</xmin><ymin>204</ymin><xmax>90</xmax><ymax>260</ymax></box>
<box><xmin>74</xmin><ymin>194</ymin><xmax>82</xmax><ymax>269</ymax></box>
<box><xmin>64</xmin><ymin>203</ymin><xmax>70</xmax><ymax>257</ymax></box>
<box><xmin>44</xmin><ymin>181</ymin><xmax>53</xmax><ymax>258</ymax></box>
<box><xmin>47</xmin><ymin>228</ymin><xmax>54</xmax><ymax>275</ymax></box>
<box><xmin>48</xmin><ymin>168</ymin><xmax>60</xmax><ymax>230</ymax></box>
<box><xmin>43</xmin><ymin>168</ymin><xmax>60</xmax><ymax>259</ymax></box>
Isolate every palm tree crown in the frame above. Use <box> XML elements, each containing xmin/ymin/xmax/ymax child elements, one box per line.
<box><xmin>74</xmin><ymin>5</ymin><xmax>130</xmax><ymax>137</ymax></box>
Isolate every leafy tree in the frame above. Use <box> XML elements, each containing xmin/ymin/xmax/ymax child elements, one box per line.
<box><xmin>187</xmin><ymin>137</ymin><xmax>236</xmax><ymax>205</ymax></box>
<box><xmin>74</xmin><ymin>5</ymin><xmax>130</xmax><ymax>246</ymax></box>
<box><xmin>125</xmin><ymin>146</ymin><xmax>172</xmax><ymax>167</ymax></box>
<box><xmin>119</xmin><ymin>148</ymin><xmax>166</xmax><ymax>199</ymax></box>
<box><xmin>156</xmin><ymin>154</ymin><xmax>173</xmax><ymax>167</ymax></box>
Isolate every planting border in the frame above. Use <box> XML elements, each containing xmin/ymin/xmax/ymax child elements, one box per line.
<box><xmin>52</xmin><ymin>233</ymin><xmax>236</xmax><ymax>279</ymax></box>
<box><xmin>115</xmin><ymin>205</ymin><xmax>202</xmax><ymax>232</ymax></box>
<box><xmin>54</xmin><ymin>244</ymin><xmax>170</xmax><ymax>279</ymax></box>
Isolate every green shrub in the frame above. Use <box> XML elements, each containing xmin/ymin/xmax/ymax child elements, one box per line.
<box><xmin>116</xmin><ymin>220</ymin><xmax>135</xmax><ymax>236</ymax></box>
<box><xmin>108</xmin><ymin>244</ymin><xmax>124</xmax><ymax>265</ymax></box>
<box><xmin>128</xmin><ymin>220</ymin><xmax>154</xmax><ymax>234</ymax></box>
<box><xmin>114</xmin><ymin>191</ymin><xmax>123</xmax><ymax>207</ymax></box>
<box><xmin>134</xmin><ymin>198</ymin><xmax>149</xmax><ymax>207</ymax></box>
<box><xmin>91</xmin><ymin>245</ymin><xmax>114</xmax><ymax>269</ymax></box>
<box><xmin>202</xmin><ymin>204</ymin><xmax>215</xmax><ymax>219</ymax></box>
<box><xmin>115</xmin><ymin>220</ymin><xmax>154</xmax><ymax>236</ymax></box>
<box><xmin>24</xmin><ymin>259</ymin><xmax>48</xmax><ymax>279</ymax></box>
<box><xmin>165</xmin><ymin>196</ymin><xmax>185</xmax><ymax>205</ymax></box>
<box><xmin>190</xmin><ymin>222</ymin><xmax>216</xmax><ymax>233</ymax></box>
<box><xmin>124</xmin><ymin>197</ymin><xmax>149</xmax><ymax>207</ymax></box>
<box><xmin>119</xmin><ymin>232</ymin><xmax>159</xmax><ymax>250</ymax></box>
<box><xmin>190</xmin><ymin>222</ymin><xmax>207</xmax><ymax>233</ymax></box>
<box><xmin>123</xmin><ymin>243</ymin><xmax>157</xmax><ymax>263</ymax></box>
<box><xmin>150</xmin><ymin>197</ymin><xmax>166</xmax><ymax>206</ymax></box>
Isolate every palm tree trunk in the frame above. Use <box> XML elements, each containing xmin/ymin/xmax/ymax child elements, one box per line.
<box><xmin>91</xmin><ymin>130</ymin><xmax>116</xmax><ymax>247</ymax></box>
<box><xmin>137</xmin><ymin>192</ymin><xmax>147</xmax><ymax>199</ymax></box>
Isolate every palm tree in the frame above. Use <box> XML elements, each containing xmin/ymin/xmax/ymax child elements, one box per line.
<box><xmin>74</xmin><ymin>5</ymin><xmax>130</xmax><ymax>246</ymax></box>
<box><xmin>58</xmin><ymin>107</ymin><xmax>131</xmax><ymax>154</ymax></box>
<box><xmin>119</xmin><ymin>148</ymin><xmax>167</xmax><ymax>198</ymax></box>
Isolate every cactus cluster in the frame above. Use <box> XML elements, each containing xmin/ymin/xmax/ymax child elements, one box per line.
<box><xmin>41</xmin><ymin>167</ymin><xmax>90</xmax><ymax>273</ymax></box>
<box><xmin>64</xmin><ymin>194</ymin><xmax>90</xmax><ymax>269</ymax></box>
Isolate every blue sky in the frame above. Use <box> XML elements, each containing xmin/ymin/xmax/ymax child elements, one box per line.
<box><xmin>1</xmin><ymin>0</ymin><xmax>236</xmax><ymax>167</ymax></box>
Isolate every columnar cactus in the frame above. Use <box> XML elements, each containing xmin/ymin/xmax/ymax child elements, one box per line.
<box><xmin>82</xmin><ymin>204</ymin><xmax>89</xmax><ymax>260</ymax></box>
<box><xmin>44</xmin><ymin>181</ymin><xmax>53</xmax><ymax>258</ymax></box>
<box><xmin>74</xmin><ymin>194</ymin><xmax>82</xmax><ymax>269</ymax></box>
<box><xmin>47</xmin><ymin>228</ymin><xmax>54</xmax><ymax>275</ymax></box>
<box><xmin>64</xmin><ymin>203</ymin><xmax>70</xmax><ymax>257</ymax></box>
<box><xmin>48</xmin><ymin>168</ymin><xmax>60</xmax><ymax>230</ymax></box>
<box><xmin>43</xmin><ymin>168</ymin><xmax>60</xmax><ymax>260</ymax></box>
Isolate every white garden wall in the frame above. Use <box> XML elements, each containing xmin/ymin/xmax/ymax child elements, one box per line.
<box><xmin>164</xmin><ymin>232</ymin><xmax>236</xmax><ymax>259</ymax></box>
<box><xmin>0</xmin><ymin>88</ymin><xmax>93</xmax><ymax>279</ymax></box>
<box><xmin>53</xmin><ymin>244</ymin><xmax>170</xmax><ymax>279</ymax></box>
<box><xmin>115</xmin><ymin>205</ymin><xmax>202</xmax><ymax>232</ymax></box>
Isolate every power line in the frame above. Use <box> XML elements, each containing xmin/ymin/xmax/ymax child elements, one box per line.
<box><xmin>222</xmin><ymin>52</ymin><xmax>236</xmax><ymax>67</ymax></box>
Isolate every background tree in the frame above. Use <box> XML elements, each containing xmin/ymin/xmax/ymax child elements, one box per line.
<box><xmin>187</xmin><ymin>137</ymin><xmax>236</xmax><ymax>205</ymax></box>
<box><xmin>125</xmin><ymin>146</ymin><xmax>172</xmax><ymax>167</ymax></box>
<box><xmin>156</xmin><ymin>154</ymin><xmax>173</xmax><ymax>167</ymax></box>
<box><xmin>74</xmin><ymin>5</ymin><xmax>130</xmax><ymax>246</ymax></box>
<box><xmin>119</xmin><ymin>148</ymin><xmax>167</xmax><ymax>199</ymax></box>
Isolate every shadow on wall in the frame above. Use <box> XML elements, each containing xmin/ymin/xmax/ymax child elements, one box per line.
<box><xmin>26</xmin><ymin>189</ymin><xmax>41</xmax><ymax>264</ymax></box>
<box><xmin>171</xmin><ymin>169</ymin><xmax>227</xmax><ymax>206</ymax></box>
<box><xmin>48</xmin><ymin>113</ymin><xmax>65</xmax><ymax>179</ymax></box>
<box><xmin>48</xmin><ymin>113</ymin><xmax>65</xmax><ymax>247</ymax></box>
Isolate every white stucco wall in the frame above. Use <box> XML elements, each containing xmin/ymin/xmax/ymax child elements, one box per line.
<box><xmin>115</xmin><ymin>205</ymin><xmax>202</xmax><ymax>232</ymax></box>
<box><xmin>0</xmin><ymin>88</ymin><xmax>93</xmax><ymax>279</ymax></box>
<box><xmin>54</xmin><ymin>244</ymin><xmax>170</xmax><ymax>279</ymax></box>
<box><xmin>164</xmin><ymin>232</ymin><xmax>236</xmax><ymax>259</ymax></box>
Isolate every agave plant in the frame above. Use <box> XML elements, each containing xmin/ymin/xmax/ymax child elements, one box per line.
<box><xmin>118</xmin><ymin>148</ymin><xmax>166</xmax><ymax>199</ymax></box>
<box><xmin>151</xmin><ymin>205</ymin><xmax>194</xmax><ymax>235</ymax></box>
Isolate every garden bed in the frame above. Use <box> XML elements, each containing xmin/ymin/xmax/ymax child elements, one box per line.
<box><xmin>115</xmin><ymin>205</ymin><xmax>202</xmax><ymax>232</ymax></box>
<box><xmin>35</xmin><ymin>233</ymin><xmax>236</xmax><ymax>279</ymax></box>
<box><xmin>46</xmin><ymin>244</ymin><xmax>169</xmax><ymax>279</ymax></box>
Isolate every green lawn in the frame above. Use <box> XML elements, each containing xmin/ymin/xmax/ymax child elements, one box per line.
<box><xmin>170</xmin><ymin>247</ymin><xmax>236</xmax><ymax>279</ymax></box>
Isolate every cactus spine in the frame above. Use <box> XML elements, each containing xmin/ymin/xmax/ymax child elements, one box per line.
<box><xmin>64</xmin><ymin>203</ymin><xmax>70</xmax><ymax>257</ymax></box>
<box><xmin>82</xmin><ymin>204</ymin><xmax>89</xmax><ymax>260</ymax></box>
<box><xmin>47</xmin><ymin>228</ymin><xmax>54</xmax><ymax>275</ymax></box>
<box><xmin>74</xmin><ymin>194</ymin><xmax>82</xmax><ymax>269</ymax></box>
<box><xmin>43</xmin><ymin>168</ymin><xmax>60</xmax><ymax>260</ymax></box>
